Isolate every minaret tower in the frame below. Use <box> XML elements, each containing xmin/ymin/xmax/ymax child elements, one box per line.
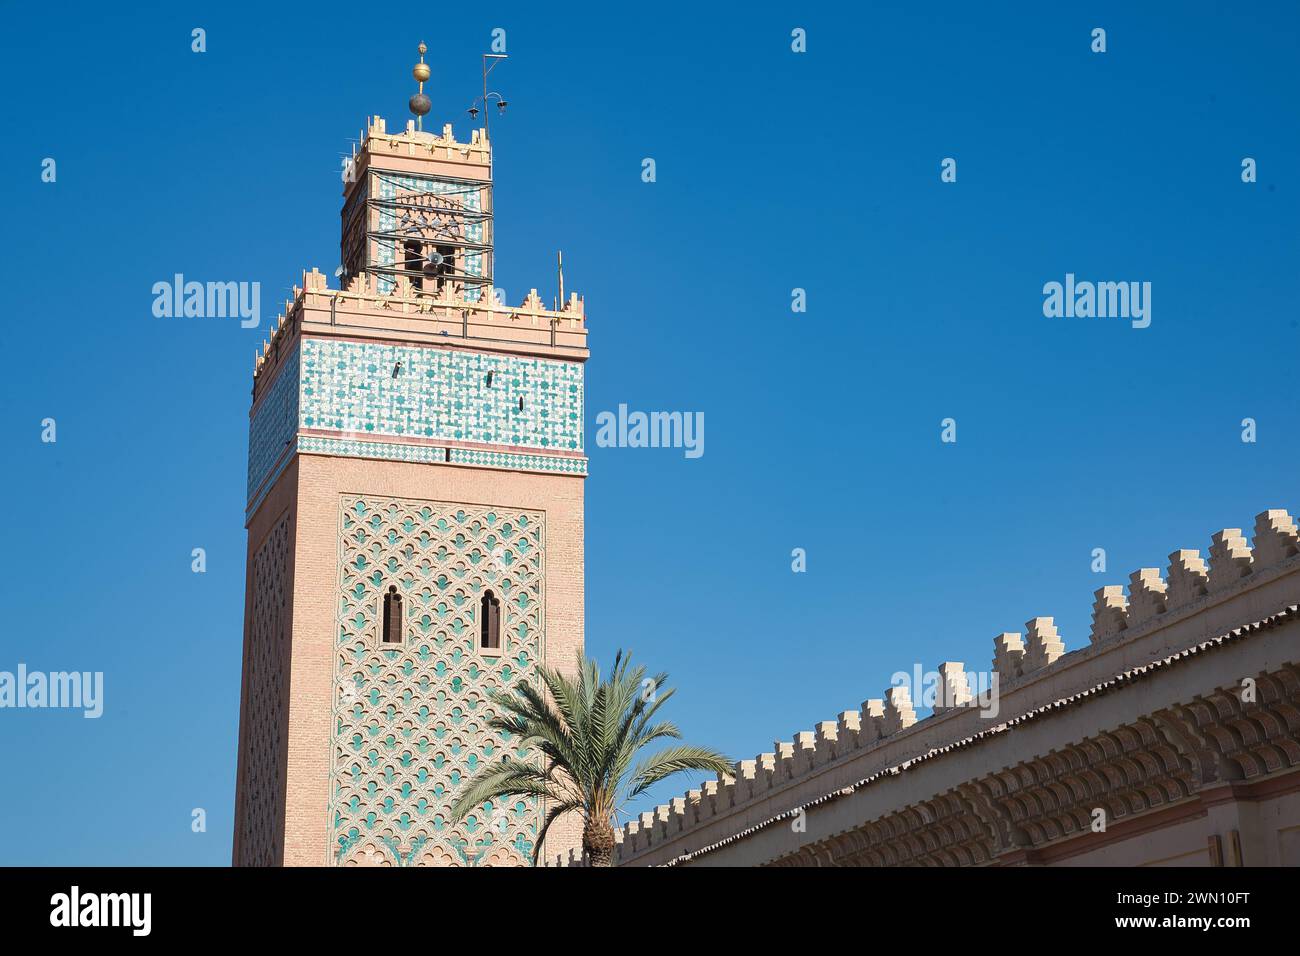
<box><xmin>232</xmin><ymin>46</ymin><xmax>588</xmax><ymax>867</ymax></box>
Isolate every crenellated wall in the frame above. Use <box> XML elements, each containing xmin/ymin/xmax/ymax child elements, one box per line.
<box><xmin>245</xmin><ymin>267</ymin><xmax>590</xmax><ymax>524</ymax></box>
<box><xmin>552</xmin><ymin>508</ymin><xmax>1300</xmax><ymax>867</ymax></box>
<box><xmin>251</xmin><ymin>267</ymin><xmax>587</xmax><ymax>392</ymax></box>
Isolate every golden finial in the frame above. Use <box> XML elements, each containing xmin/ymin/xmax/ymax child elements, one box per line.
<box><xmin>413</xmin><ymin>42</ymin><xmax>430</xmax><ymax>82</ymax></box>
<box><xmin>409</xmin><ymin>41</ymin><xmax>431</xmax><ymax>129</ymax></box>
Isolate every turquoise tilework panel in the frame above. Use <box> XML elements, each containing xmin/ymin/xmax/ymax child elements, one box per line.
<box><xmin>245</xmin><ymin>438</ymin><xmax>297</xmax><ymax>522</ymax></box>
<box><xmin>331</xmin><ymin>496</ymin><xmax>545</xmax><ymax>866</ymax></box>
<box><xmin>373</xmin><ymin>172</ymin><xmax>484</xmax><ymax>300</ymax></box>
<box><xmin>247</xmin><ymin>347</ymin><xmax>300</xmax><ymax>500</ymax></box>
<box><xmin>245</xmin><ymin>338</ymin><xmax>588</xmax><ymax>517</ymax></box>
<box><xmin>300</xmin><ymin>339</ymin><xmax>583</xmax><ymax>453</ymax></box>
<box><xmin>449</xmin><ymin>448</ymin><xmax>587</xmax><ymax>475</ymax></box>
<box><xmin>299</xmin><ymin>435</ymin><xmax>447</xmax><ymax>465</ymax></box>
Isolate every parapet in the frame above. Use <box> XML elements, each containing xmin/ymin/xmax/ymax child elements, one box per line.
<box><xmin>251</xmin><ymin>267</ymin><xmax>588</xmax><ymax>398</ymax></box>
<box><xmin>582</xmin><ymin>507</ymin><xmax>1300</xmax><ymax>867</ymax></box>
<box><xmin>343</xmin><ymin>115</ymin><xmax>492</xmax><ymax>187</ymax></box>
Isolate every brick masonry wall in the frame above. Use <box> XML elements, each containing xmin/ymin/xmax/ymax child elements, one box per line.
<box><xmin>232</xmin><ymin>457</ymin><xmax>300</xmax><ymax>866</ymax></box>
<box><xmin>274</xmin><ymin>452</ymin><xmax>584</xmax><ymax>865</ymax></box>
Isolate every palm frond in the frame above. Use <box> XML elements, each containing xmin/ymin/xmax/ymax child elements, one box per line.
<box><xmin>449</xmin><ymin>757</ymin><xmax>556</xmax><ymax>820</ymax></box>
<box><xmin>628</xmin><ymin>744</ymin><xmax>735</xmax><ymax>798</ymax></box>
<box><xmin>448</xmin><ymin>649</ymin><xmax>730</xmax><ymax>864</ymax></box>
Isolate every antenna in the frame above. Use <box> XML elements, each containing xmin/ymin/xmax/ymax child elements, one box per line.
<box><xmin>557</xmin><ymin>250</ymin><xmax>564</xmax><ymax>306</ymax></box>
<box><xmin>468</xmin><ymin>53</ymin><xmax>508</xmax><ymax>145</ymax></box>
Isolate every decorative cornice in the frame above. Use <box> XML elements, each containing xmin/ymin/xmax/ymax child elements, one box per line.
<box><xmin>556</xmin><ymin>507</ymin><xmax>1300</xmax><ymax>868</ymax></box>
<box><xmin>657</xmin><ymin>604</ymin><xmax>1300</xmax><ymax>868</ymax></box>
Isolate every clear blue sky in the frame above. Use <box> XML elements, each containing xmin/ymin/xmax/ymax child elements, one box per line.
<box><xmin>1</xmin><ymin>1</ymin><xmax>1296</xmax><ymax>864</ymax></box>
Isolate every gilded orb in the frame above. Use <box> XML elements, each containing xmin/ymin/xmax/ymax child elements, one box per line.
<box><xmin>413</xmin><ymin>63</ymin><xmax>431</xmax><ymax>82</ymax></box>
<box><xmin>418</xmin><ymin>42</ymin><xmax>427</xmax><ymax>55</ymax></box>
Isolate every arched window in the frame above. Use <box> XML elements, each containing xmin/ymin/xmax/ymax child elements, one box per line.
<box><xmin>403</xmin><ymin>240</ymin><xmax>424</xmax><ymax>286</ymax></box>
<box><xmin>382</xmin><ymin>585</ymin><xmax>403</xmax><ymax>644</ymax></box>
<box><xmin>431</xmin><ymin>245</ymin><xmax>456</xmax><ymax>291</ymax></box>
<box><xmin>480</xmin><ymin>590</ymin><xmax>501</xmax><ymax>652</ymax></box>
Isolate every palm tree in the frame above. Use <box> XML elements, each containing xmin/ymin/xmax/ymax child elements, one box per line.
<box><xmin>450</xmin><ymin>650</ymin><xmax>732</xmax><ymax>867</ymax></box>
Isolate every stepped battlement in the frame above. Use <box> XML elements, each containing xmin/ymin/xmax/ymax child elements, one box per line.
<box><xmin>552</xmin><ymin>507</ymin><xmax>1300</xmax><ymax>866</ymax></box>
<box><xmin>252</xmin><ymin>267</ymin><xmax>587</xmax><ymax>399</ymax></box>
<box><xmin>343</xmin><ymin>115</ymin><xmax>492</xmax><ymax>186</ymax></box>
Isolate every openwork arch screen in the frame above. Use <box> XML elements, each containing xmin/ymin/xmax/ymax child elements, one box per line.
<box><xmin>330</xmin><ymin>495</ymin><xmax>545</xmax><ymax>866</ymax></box>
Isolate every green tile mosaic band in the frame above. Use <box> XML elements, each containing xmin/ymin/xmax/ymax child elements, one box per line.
<box><xmin>298</xmin><ymin>435</ymin><xmax>448</xmax><ymax>465</ymax></box>
<box><xmin>299</xmin><ymin>339</ymin><xmax>583</xmax><ymax>452</ymax></box>
<box><xmin>247</xmin><ymin>347</ymin><xmax>301</xmax><ymax>501</ymax></box>
<box><xmin>448</xmin><ymin>448</ymin><xmax>587</xmax><ymax>475</ymax></box>
<box><xmin>247</xmin><ymin>338</ymin><xmax>586</xmax><ymax>511</ymax></box>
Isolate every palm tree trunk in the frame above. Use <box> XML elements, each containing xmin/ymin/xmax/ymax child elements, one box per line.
<box><xmin>582</xmin><ymin>814</ymin><xmax>615</xmax><ymax>867</ymax></box>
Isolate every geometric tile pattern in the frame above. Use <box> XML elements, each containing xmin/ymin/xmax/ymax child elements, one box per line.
<box><xmin>298</xmin><ymin>435</ymin><xmax>448</xmax><ymax>466</ymax></box>
<box><xmin>330</xmin><ymin>495</ymin><xmax>545</xmax><ymax>867</ymax></box>
<box><xmin>247</xmin><ymin>347</ymin><xmax>300</xmax><ymax>501</ymax></box>
<box><xmin>300</xmin><ymin>338</ymin><xmax>583</xmax><ymax>451</ymax></box>
<box><xmin>449</xmin><ymin>447</ymin><xmax>588</xmax><ymax>475</ymax></box>
<box><xmin>236</xmin><ymin>512</ymin><xmax>292</xmax><ymax>866</ymax></box>
<box><xmin>246</xmin><ymin>338</ymin><xmax>586</xmax><ymax>514</ymax></box>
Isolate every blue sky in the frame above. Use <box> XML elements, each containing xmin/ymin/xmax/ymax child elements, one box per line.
<box><xmin>1</xmin><ymin>1</ymin><xmax>1296</xmax><ymax>864</ymax></box>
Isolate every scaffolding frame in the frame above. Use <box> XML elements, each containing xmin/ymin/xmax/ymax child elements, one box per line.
<box><xmin>341</xmin><ymin>168</ymin><xmax>494</xmax><ymax>298</ymax></box>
